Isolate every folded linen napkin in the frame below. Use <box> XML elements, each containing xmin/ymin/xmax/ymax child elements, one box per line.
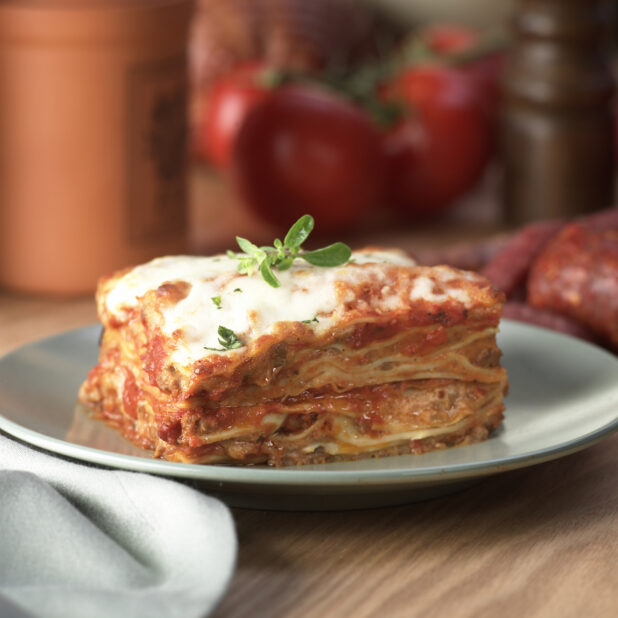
<box><xmin>0</xmin><ymin>434</ymin><xmax>237</xmax><ymax>618</ymax></box>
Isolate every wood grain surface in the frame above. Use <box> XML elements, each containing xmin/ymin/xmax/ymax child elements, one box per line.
<box><xmin>1</xmin><ymin>286</ymin><xmax>616</xmax><ymax>618</ymax></box>
<box><xmin>216</xmin><ymin>440</ymin><xmax>617</xmax><ymax>618</ymax></box>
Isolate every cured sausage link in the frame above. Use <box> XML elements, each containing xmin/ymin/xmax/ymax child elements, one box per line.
<box><xmin>527</xmin><ymin>223</ymin><xmax>618</xmax><ymax>349</ymax></box>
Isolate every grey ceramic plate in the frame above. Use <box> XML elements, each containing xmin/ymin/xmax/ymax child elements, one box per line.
<box><xmin>1</xmin><ymin>321</ymin><xmax>617</xmax><ymax>510</ymax></box>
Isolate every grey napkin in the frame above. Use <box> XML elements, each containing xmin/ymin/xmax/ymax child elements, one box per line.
<box><xmin>0</xmin><ymin>435</ymin><xmax>237</xmax><ymax>618</ymax></box>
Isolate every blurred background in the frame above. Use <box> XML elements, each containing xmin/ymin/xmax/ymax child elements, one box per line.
<box><xmin>0</xmin><ymin>0</ymin><xmax>616</xmax><ymax>296</ymax></box>
<box><xmin>188</xmin><ymin>0</ymin><xmax>515</xmax><ymax>251</ymax></box>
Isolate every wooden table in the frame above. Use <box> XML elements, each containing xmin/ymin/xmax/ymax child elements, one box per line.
<box><xmin>0</xmin><ymin>288</ymin><xmax>616</xmax><ymax>618</ymax></box>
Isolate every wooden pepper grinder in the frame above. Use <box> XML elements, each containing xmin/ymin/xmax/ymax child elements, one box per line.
<box><xmin>501</xmin><ymin>0</ymin><xmax>615</xmax><ymax>224</ymax></box>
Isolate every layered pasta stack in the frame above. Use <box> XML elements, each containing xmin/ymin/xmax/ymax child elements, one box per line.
<box><xmin>79</xmin><ymin>249</ymin><xmax>508</xmax><ymax>465</ymax></box>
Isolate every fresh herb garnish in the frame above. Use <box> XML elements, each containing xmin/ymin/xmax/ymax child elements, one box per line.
<box><xmin>204</xmin><ymin>326</ymin><xmax>243</xmax><ymax>352</ymax></box>
<box><xmin>233</xmin><ymin>288</ymin><xmax>242</xmax><ymax>293</ymax></box>
<box><xmin>211</xmin><ymin>296</ymin><xmax>222</xmax><ymax>309</ymax></box>
<box><xmin>228</xmin><ymin>215</ymin><xmax>352</xmax><ymax>288</ymax></box>
<box><xmin>302</xmin><ymin>316</ymin><xmax>319</xmax><ymax>324</ymax></box>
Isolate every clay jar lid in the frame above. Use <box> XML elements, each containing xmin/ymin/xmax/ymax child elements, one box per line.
<box><xmin>0</xmin><ymin>0</ymin><xmax>194</xmax><ymax>44</ymax></box>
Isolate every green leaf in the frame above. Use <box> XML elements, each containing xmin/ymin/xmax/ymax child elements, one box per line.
<box><xmin>284</xmin><ymin>215</ymin><xmax>314</xmax><ymax>249</ymax></box>
<box><xmin>237</xmin><ymin>258</ymin><xmax>256</xmax><ymax>275</ymax></box>
<box><xmin>217</xmin><ymin>325</ymin><xmax>243</xmax><ymax>349</ymax></box>
<box><xmin>301</xmin><ymin>316</ymin><xmax>319</xmax><ymax>324</ymax></box>
<box><xmin>301</xmin><ymin>242</ymin><xmax>352</xmax><ymax>267</ymax></box>
<box><xmin>233</xmin><ymin>288</ymin><xmax>242</xmax><ymax>293</ymax></box>
<box><xmin>276</xmin><ymin>257</ymin><xmax>294</xmax><ymax>271</ymax></box>
<box><xmin>204</xmin><ymin>325</ymin><xmax>244</xmax><ymax>352</ymax></box>
<box><xmin>211</xmin><ymin>296</ymin><xmax>222</xmax><ymax>309</ymax></box>
<box><xmin>236</xmin><ymin>236</ymin><xmax>264</xmax><ymax>259</ymax></box>
<box><xmin>229</xmin><ymin>216</ymin><xmax>351</xmax><ymax>286</ymax></box>
<box><xmin>259</xmin><ymin>259</ymin><xmax>281</xmax><ymax>288</ymax></box>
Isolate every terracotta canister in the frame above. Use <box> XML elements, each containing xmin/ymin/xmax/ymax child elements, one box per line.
<box><xmin>0</xmin><ymin>0</ymin><xmax>194</xmax><ymax>294</ymax></box>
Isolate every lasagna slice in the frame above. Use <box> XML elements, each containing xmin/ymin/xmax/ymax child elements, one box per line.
<box><xmin>79</xmin><ymin>249</ymin><xmax>508</xmax><ymax>466</ymax></box>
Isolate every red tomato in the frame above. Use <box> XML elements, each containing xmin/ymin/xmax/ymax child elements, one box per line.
<box><xmin>201</xmin><ymin>62</ymin><xmax>270</xmax><ymax>169</ymax></box>
<box><xmin>233</xmin><ymin>86</ymin><xmax>384</xmax><ymax>233</ymax></box>
<box><xmin>382</xmin><ymin>64</ymin><xmax>491</xmax><ymax>219</ymax></box>
<box><xmin>421</xmin><ymin>24</ymin><xmax>504</xmax><ymax>124</ymax></box>
<box><xmin>421</xmin><ymin>25</ymin><xmax>479</xmax><ymax>54</ymax></box>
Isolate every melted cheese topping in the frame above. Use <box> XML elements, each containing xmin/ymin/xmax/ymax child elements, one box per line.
<box><xmin>102</xmin><ymin>249</ymin><xmax>487</xmax><ymax>366</ymax></box>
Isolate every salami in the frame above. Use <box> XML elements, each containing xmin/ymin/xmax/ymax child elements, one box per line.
<box><xmin>527</xmin><ymin>223</ymin><xmax>618</xmax><ymax>349</ymax></box>
<box><xmin>480</xmin><ymin>219</ymin><xmax>564</xmax><ymax>297</ymax></box>
<box><xmin>578</xmin><ymin>206</ymin><xmax>618</xmax><ymax>231</ymax></box>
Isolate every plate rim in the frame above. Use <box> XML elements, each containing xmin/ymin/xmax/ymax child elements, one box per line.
<box><xmin>1</xmin><ymin>320</ymin><xmax>617</xmax><ymax>489</ymax></box>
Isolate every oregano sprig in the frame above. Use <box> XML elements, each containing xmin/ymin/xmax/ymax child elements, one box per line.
<box><xmin>228</xmin><ymin>215</ymin><xmax>352</xmax><ymax>288</ymax></box>
<box><xmin>204</xmin><ymin>326</ymin><xmax>243</xmax><ymax>352</ymax></box>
